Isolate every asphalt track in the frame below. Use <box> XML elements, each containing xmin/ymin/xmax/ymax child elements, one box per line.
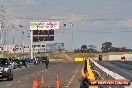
<box><xmin>96</xmin><ymin>61</ymin><xmax>132</xmax><ymax>81</ymax></box>
<box><xmin>0</xmin><ymin>61</ymin><xmax>84</xmax><ymax>88</ymax></box>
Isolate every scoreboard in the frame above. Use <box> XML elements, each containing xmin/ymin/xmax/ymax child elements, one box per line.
<box><xmin>33</xmin><ymin>29</ymin><xmax>54</xmax><ymax>42</ymax></box>
<box><xmin>33</xmin><ymin>29</ymin><xmax>54</xmax><ymax>35</ymax></box>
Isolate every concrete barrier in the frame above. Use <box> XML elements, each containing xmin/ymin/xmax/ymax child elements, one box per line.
<box><xmin>109</xmin><ymin>54</ymin><xmax>132</xmax><ymax>61</ymax></box>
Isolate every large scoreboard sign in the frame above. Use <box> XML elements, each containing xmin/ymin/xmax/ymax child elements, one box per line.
<box><xmin>33</xmin><ymin>29</ymin><xmax>54</xmax><ymax>42</ymax></box>
<box><xmin>30</xmin><ymin>21</ymin><xmax>59</xmax><ymax>42</ymax></box>
<box><xmin>33</xmin><ymin>30</ymin><xmax>54</xmax><ymax>35</ymax></box>
<box><xmin>33</xmin><ymin>36</ymin><xmax>54</xmax><ymax>42</ymax></box>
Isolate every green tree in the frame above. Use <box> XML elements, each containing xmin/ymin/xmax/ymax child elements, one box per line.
<box><xmin>81</xmin><ymin>45</ymin><xmax>87</xmax><ymax>53</ymax></box>
<box><xmin>101</xmin><ymin>42</ymin><xmax>112</xmax><ymax>52</ymax></box>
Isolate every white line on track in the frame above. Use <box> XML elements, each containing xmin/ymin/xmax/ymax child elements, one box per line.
<box><xmin>6</xmin><ymin>84</ymin><xmax>12</xmax><ymax>86</ymax></box>
<box><xmin>65</xmin><ymin>65</ymin><xmax>80</xmax><ymax>88</ymax></box>
<box><xmin>69</xmin><ymin>81</ymin><xmax>71</xmax><ymax>84</ymax></box>
<box><xmin>70</xmin><ymin>78</ymin><xmax>73</xmax><ymax>81</ymax></box>
<box><xmin>66</xmin><ymin>85</ymin><xmax>69</xmax><ymax>87</ymax></box>
<box><xmin>17</xmin><ymin>80</ymin><xmax>21</xmax><ymax>83</ymax></box>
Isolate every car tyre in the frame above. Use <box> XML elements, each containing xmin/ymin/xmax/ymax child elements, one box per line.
<box><xmin>7</xmin><ymin>76</ymin><xmax>13</xmax><ymax>81</ymax></box>
<box><xmin>7</xmin><ymin>75</ymin><xmax>13</xmax><ymax>81</ymax></box>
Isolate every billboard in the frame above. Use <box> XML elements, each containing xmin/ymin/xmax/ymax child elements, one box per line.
<box><xmin>33</xmin><ymin>29</ymin><xmax>54</xmax><ymax>35</ymax></box>
<box><xmin>30</xmin><ymin>21</ymin><xmax>59</xmax><ymax>30</ymax></box>
<box><xmin>33</xmin><ymin>36</ymin><xmax>54</xmax><ymax>42</ymax></box>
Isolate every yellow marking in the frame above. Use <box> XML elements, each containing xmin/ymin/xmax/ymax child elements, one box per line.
<box><xmin>81</xmin><ymin>67</ymin><xmax>85</xmax><ymax>77</ymax></box>
<box><xmin>75</xmin><ymin>58</ymin><xmax>84</xmax><ymax>61</ymax></box>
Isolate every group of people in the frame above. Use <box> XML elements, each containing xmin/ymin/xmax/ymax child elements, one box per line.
<box><xmin>34</xmin><ymin>56</ymin><xmax>49</xmax><ymax>70</ymax></box>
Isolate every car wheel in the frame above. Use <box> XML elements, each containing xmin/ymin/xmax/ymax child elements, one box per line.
<box><xmin>7</xmin><ymin>75</ymin><xmax>13</xmax><ymax>81</ymax></box>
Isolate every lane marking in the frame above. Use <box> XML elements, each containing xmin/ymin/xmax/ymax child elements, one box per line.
<box><xmin>6</xmin><ymin>84</ymin><xmax>12</xmax><ymax>86</ymax></box>
<box><xmin>69</xmin><ymin>81</ymin><xmax>71</xmax><ymax>84</ymax></box>
<box><xmin>65</xmin><ymin>63</ymin><xmax>81</xmax><ymax>88</ymax></box>
<box><xmin>75</xmin><ymin>70</ymin><xmax>78</xmax><ymax>73</ymax></box>
<box><xmin>70</xmin><ymin>78</ymin><xmax>73</xmax><ymax>81</ymax></box>
<box><xmin>17</xmin><ymin>80</ymin><xmax>21</xmax><ymax>83</ymax></box>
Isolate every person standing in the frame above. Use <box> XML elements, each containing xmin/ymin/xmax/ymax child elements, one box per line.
<box><xmin>34</xmin><ymin>57</ymin><xmax>38</xmax><ymax>66</ymax></box>
<box><xmin>45</xmin><ymin>56</ymin><xmax>49</xmax><ymax>70</ymax></box>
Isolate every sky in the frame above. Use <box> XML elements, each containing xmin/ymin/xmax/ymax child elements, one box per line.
<box><xmin>0</xmin><ymin>0</ymin><xmax>132</xmax><ymax>50</ymax></box>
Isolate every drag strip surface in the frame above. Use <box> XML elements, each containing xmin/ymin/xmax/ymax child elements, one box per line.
<box><xmin>96</xmin><ymin>61</ymin><xmax>132</xmax><ymax>81</ymax></box>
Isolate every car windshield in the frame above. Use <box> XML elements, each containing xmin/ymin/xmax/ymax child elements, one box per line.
<box><xmin>0</xmin><ymin>58</ymin><xmax>9</xmax><ymax>67</ymax></box>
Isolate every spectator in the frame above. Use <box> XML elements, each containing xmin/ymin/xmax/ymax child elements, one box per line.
<box><xmin>34</xmin><ymin>57</ymin><xmax>38</xmax><ymax>66</ymax></box>
<box><xmin>98</xmin><ymin>55</ymin><xmax>103</xmax><ymax>61</ymax></box>
<box><xmin>45</xmin><ymin>56</ymin><xmax>49</xmax><ymax>70</ymax></box>
<box><xmin>121</xmin><ymin>56</ymin><xmax>125</xmax><ymax>61</ymax></box>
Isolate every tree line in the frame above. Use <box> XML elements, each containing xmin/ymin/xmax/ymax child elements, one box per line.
<box><xmin>74</xmin><ymin>42</ymin><xmax>132</xmax><ymax>53</ymax></box>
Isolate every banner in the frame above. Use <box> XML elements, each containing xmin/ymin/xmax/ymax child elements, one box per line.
<box><xmin>30</xmin><ymin>21</ymin><xmax>59</xmax><ymax>30</ymax></box>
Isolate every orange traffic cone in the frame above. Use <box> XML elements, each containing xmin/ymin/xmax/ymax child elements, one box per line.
<box><xmin>32</xmin><ymin>79</ymin><xmax>36</xmax><ymax>88</ymax></box>
<box><xmin>32</xmin><ymin>79</ymin><xmax>38</xmax><ymax>88</ymax></box>
<box><xmin>35</xmin><ymin>79</ymin><xmax>38</xmax><ymax>88</ymax></box>
<box><xmin>56</xmin><ymin>75</ymin><xmax>60</xmax><ymax>88</ymax></box>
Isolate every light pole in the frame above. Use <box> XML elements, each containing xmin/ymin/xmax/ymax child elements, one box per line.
<box><xmin>30</xmin><ymin>30</ymin><xmax>33</xmax><ymax>59</ymax></box>
<box><xmin>19</xmin><ymin>25</ymin><xmax>24</xmax><ymax>53</ymax></box>
<box><xmin>12</xmin><ymin>24</ymin><xmax>15</xmax><ymax>55</ymax></box>
<box><xmin>0</xmin><ymin>20</ymin><xmax>4</xmax><ymax>56</ymax></box>
<box><xmin>70</xmin><ymin>23</ymin><xmax>74</xmax><ymax>51</ymax></box>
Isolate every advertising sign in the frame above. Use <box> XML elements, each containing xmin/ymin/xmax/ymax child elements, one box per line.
<box><xmin>30</xmin><ymin>21</ymin><xmax>59</xmax><ymax>30</ymax></box>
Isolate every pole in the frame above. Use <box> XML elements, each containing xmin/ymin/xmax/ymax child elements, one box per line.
<box><xmin>71</xmin><ymin>28</ymin><xmax>73</xmax><ymax>51</ymax></box>
<box><xmin>0</xmin><ymin>21</ymin><xmax>4</xmax><ymax>56</ymax></box>
<box><xmin>3</xmin><ymin>27</ymin><xmax>6</xmax><ymax>46</ymax></box>
<box><xmin>21</xmin><ymin>30</ymin><xmax>24</xmax><ymax>53</ymax></box>
<box><xmin>30</xmin><ymin>30</ymin><xmax>33</xmax><ymax>59</ymax></box>
<box><xmin>0</xmin><ymin>23</ymin><xmax>2</xmax><ymax>55</ymax></box>
<box><xmin>63</xmin><ymin>28</ymin><xmax>65</xmax><ymax>51</ymax></box>
<box><xmin>12</xmin><ymin>26</ymin><xmax>15</xmax><ymax>55</ymax></box>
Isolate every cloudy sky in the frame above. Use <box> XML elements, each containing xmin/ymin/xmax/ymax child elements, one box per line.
<box><xmin>1</xmin><ymin>0</ymin><xmax>132</xmax><ymax>50</ymax></box>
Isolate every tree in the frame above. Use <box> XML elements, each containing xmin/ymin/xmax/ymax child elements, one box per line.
<box><xmin>81</xmin><ymin>45</ymin><xmax>87</xmax><ymax>53</ymax></box>
<box><xmin>88</xmin><ymin>45</ymin><xmax>97</xmax><ymax>52</ymax></box>
<box><xmin>101</xmin><ymin>42</ymin><xmax>112</xmax><ymax>52</ymax></box>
